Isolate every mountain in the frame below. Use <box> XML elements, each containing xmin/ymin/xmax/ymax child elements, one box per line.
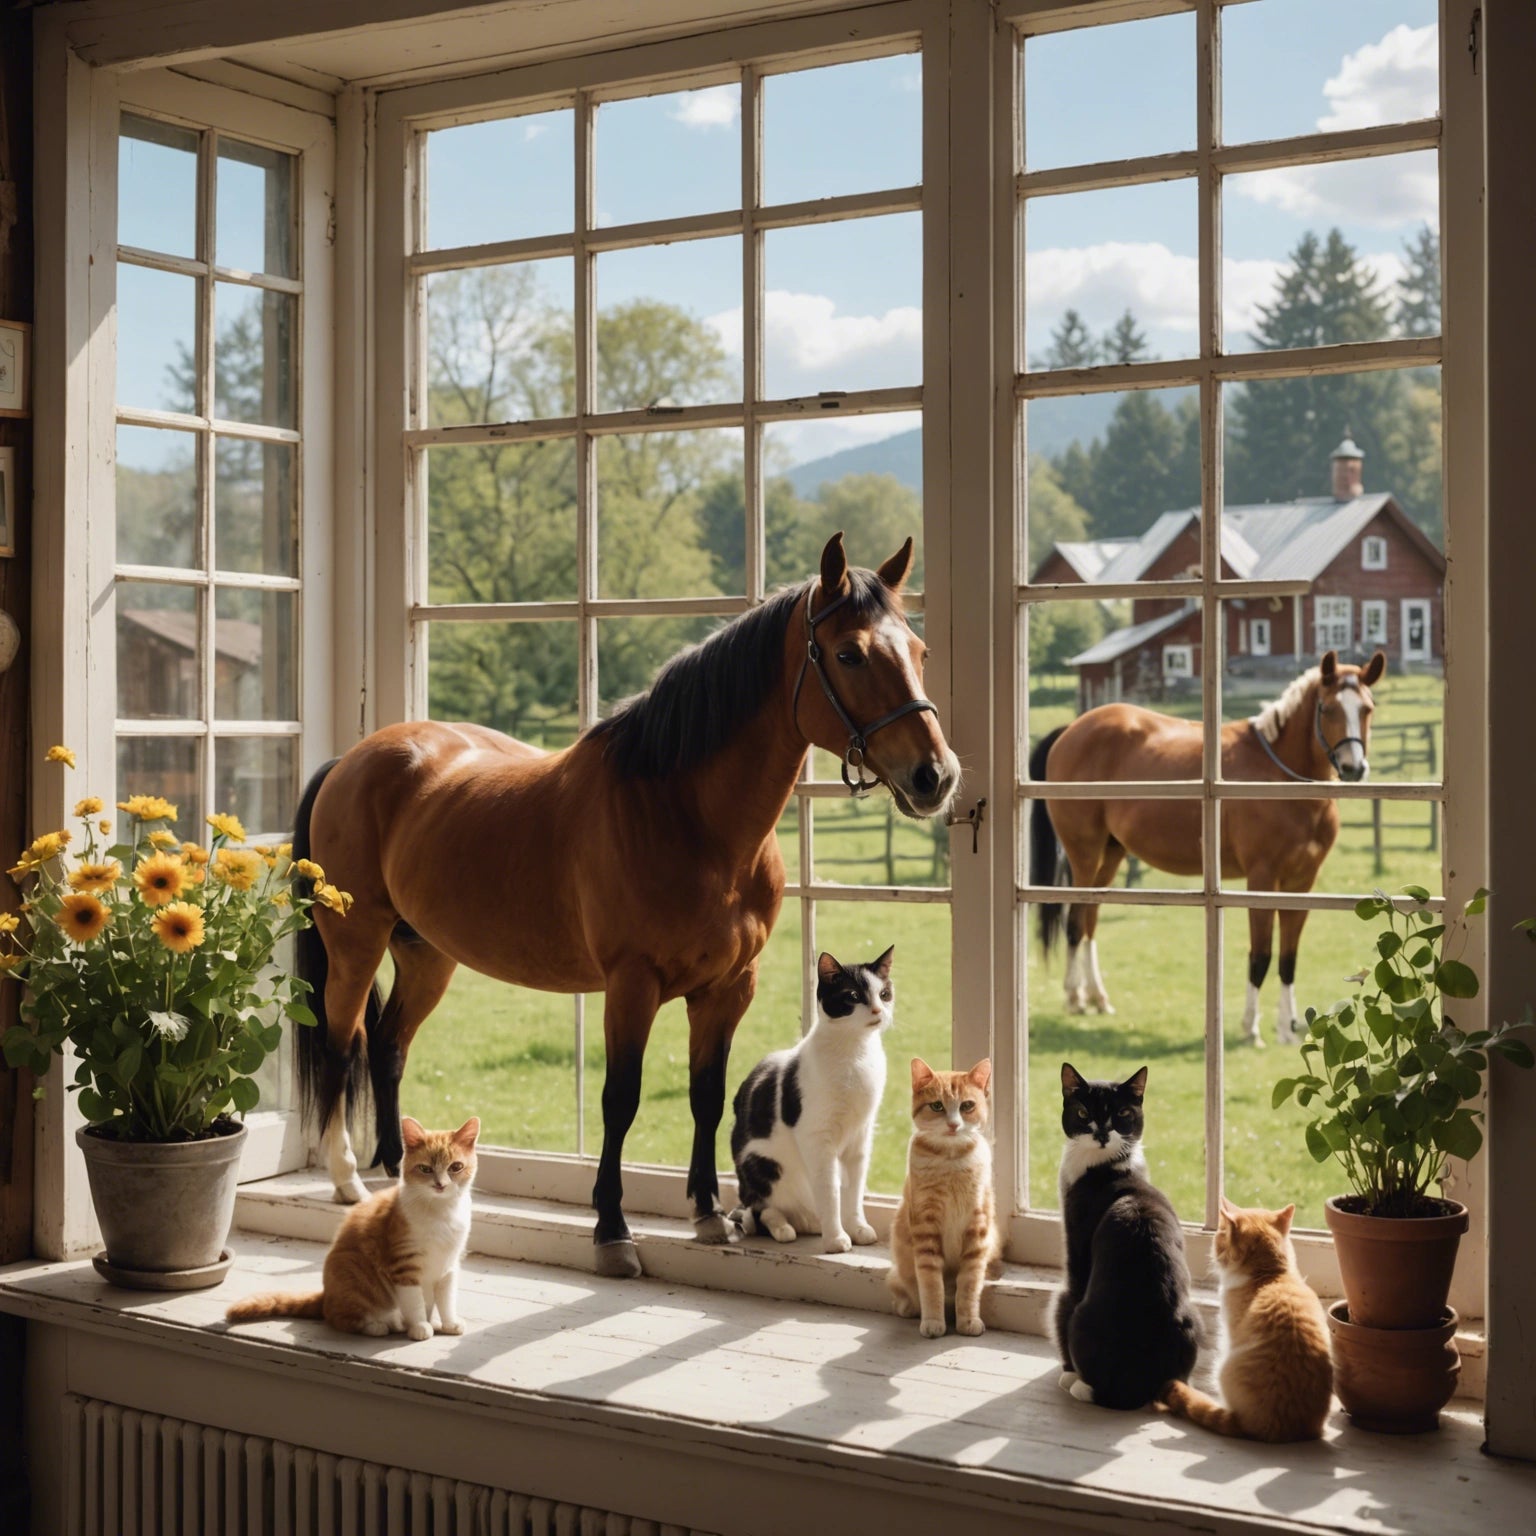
<box><xmin>780</xmin><ymin>393</ymin><xmax>1120</xmax><ymax>497</ymax></box>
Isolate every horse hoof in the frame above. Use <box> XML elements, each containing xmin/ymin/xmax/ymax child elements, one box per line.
<box><xmin>594</xmin><ymin>1239</ymin><xmax>642</xmax><ymax>1279</ymax></box>
<box><xmin>693</xmin><ymin>1213</ymin><xmax>735</xmax><ymax>1245</ymax></box>
<box><xmin>1065</xmin><ymin>999</ymin><xmax>1086</xmax><ymax>1016</ymax></box>
<box><xmin>1092</xmin><ymin>999</ymin><xmax>1116</xmax><ymax>1015</ymax></box>
<box><xmin>1245</xmin><ymin>1033</ymin><xmax>1266</xmax><ymax>1049</ymax></box>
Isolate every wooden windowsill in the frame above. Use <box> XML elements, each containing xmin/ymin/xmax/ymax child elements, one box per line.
<box><xmin>4</xmin><ymin>1231</ymin><xmax>1528</xmax><ymax>1536</ymax></box>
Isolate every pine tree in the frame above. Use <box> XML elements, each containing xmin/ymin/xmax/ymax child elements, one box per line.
<box><xmin>1101</xmin><ymin>309</ymin><xmax>1152</xmax><ymax>365</ymax></box>
<box><xmin>1041</xmin><ymin>308</ymin><xmax>1100</xmax><ymax>370</ymax></box>
<box><xmin>1081</xmin><ymin>391</ymin><xmax>1200</xmax><ymax>539</ymax></box>
<box><xmin>1396</xmin><ymin>223</ymin><xmax>1441</xmax><ymax>338</ymax></box>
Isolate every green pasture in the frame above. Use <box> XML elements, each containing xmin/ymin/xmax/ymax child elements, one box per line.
<box><xmin>401</xmin><ymin>671</ymin><xmax>1444</xmax><ymax>1234</ymax></box>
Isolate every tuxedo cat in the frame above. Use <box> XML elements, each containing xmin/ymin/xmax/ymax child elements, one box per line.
<box><xmin>1054</xmin><ymin>1063</ymin><xmax>1201</xmax><ymax>1409</ymax></box>
<box><xmin>729</xmin><ymin>948</ymin><xmax>893</xmax><ymax>1253</ymax></box>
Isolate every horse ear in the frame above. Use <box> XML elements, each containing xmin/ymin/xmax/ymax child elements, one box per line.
<box><xmin>968</xmin><ymin>1058</ymin><xmax>993</xmax><ymax>1093</ymax></box>
<box><xmin>1320</xmin><ymin>649</ymin><xmax>1338</xmax><ymax>681</ymax></box>
<box><xmin>876</xmin><ymin>537</ymin><xmax>915</xmax><ymax>593</ymax></box>
<box><xmin>454</xmin><ymin>1117</ymin><xmax>480</xmax><ymax>1148</ymax></box>
<box><xmin>1061</xmin><ymin>1062</ymin><xmax>1086</xmax><ymax>1096</ymax></box>
<box><xmin>911</xmin><ymin>1056</ymin><xmax>935</xmax><ymax>1088</ymax></box>
<box><xmin>401</xmin><ymin>1116</ymin><xmax>427</xmax><ymax>1151</ymax></box>
<box><xmin>871</xmin><ymin>945</ymin><xmax>895</xmax><ymax>979</ymax></box>
<box><xmin>1361</xmin><ymin>649</ymin><xmax>1386</xmax><ymax>686</ymax></box>
<box><xmin>1123</xmin><ymin>1065</ymin><xmax>1148</xmax><ymax>1100</ymax></box>
<box><xmin>816</xmin><ymin>951</ymin><xmax>841</xmax><ymax>983</ymax></box>
<box><xmin>819</xmin><ymin>531</ymin><xmax>850</xmax><ymax>599</ymax></box>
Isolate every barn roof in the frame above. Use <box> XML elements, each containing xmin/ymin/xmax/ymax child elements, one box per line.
<box><xmin>1067</xmin><ymin>604</ymin><xmax>1194</xmax><ymax>667</ymax></box>
<box><xmin>1049</xmin><ymin>536</ymin><xmax>1137</xmax><ymax>582</ymax></box>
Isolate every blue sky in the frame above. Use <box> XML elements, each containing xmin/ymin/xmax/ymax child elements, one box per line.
<box><xmin>117</xmin><ymin>9</ymin><xmax>1439</xmax><ymax>466</ymax></box>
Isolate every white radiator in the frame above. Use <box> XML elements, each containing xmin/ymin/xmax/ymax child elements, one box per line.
<box><xmin>65</xmin><ymin>1395</ymin><xmax>714</xmax><ymax>1536</ymax></box>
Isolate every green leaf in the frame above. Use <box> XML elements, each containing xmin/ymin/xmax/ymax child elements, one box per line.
<box><xmin>1340</xmin><ymin>1039</ymin><xmax>1368</xmax><ymax>1064</ymax></box>
<box><xmin>285</xmin><ymin>1002</ymin><xmax>318</xmax><ymax>1029</ymax></box>
<box><xmin>1355</xmin><ymin>897</ymin><xmax>1384</xmax><ymax>921</ymax></box>
<box><xmin>1435</xmin><ymin>960</ymin><xmax>1480</xmax><ymax>999</ymax></box>
<box><xmin>1433</xmin><ymin>1110</ymin><xmax>1483</xmax><ymax>1162</ymax></box>
<box><xmin>230</xmin><ymin>1077</ymin><xmax>260</xmax><ymax>1114</ymax></box>
<box><xmin>1465</xmin><ymin>888</ymin><xmax>1489</xmax><ymax>917</ymax></box>
<box><xmin>1376</xmin><ymin>931</ymin><xmax>1402</xmax><ymax>959</ymax></box>
<box><xmin>115</xmin><ymin>1041</ymin><xmax>143</xmax><ymax>1085</ymax></box>
<box><xmin>1401</xmin><ymin>884</ymin><xmax>1432</xmax><ymax>904</ymax></box>
<box><xmin>1493</xmin><ymin>1037</ymin><xmax>1536</xmax><ymax>1069</ymax></box>
<box><xmin>77</xmin><ymin>1087</ymin><xmax>109</xmax><ymax>1123</ymax></box>
<box><xmin>1381</xmin><ymin>971</ymin><xmax>1423</xmax><ymax>1005</ymax></box>
<box><xmin>1407</xmin><ymin>946</ymin><xmax>1436</xmax><ymax>971</ymax></box>
<box><xmin>1305</xmin><ymin>1123</ymin><xmax>1332</xmax><ymax>1164</ymax></box>
<box><xmin>1322</xmin><ymin>1117</ymin><xmax>1352</xmax><ymax>1152</ymax></box>
<box><xmin>1425</xmin><ymin>1079</ymin><xmax>1459</xmax><ymax>1118</ymax></box>
<box><xmin>1399</xmin><ymin>1090</ymin><xmax>1429</xmax><ymax>1130</ymax></box>
<box><xmin>1272</xmin><ymin>1078</ymin><xmax>1297</xmax><ymax>1109</ymax></box>
<box><xmin>1370</xmin><ymin>1066</ymin><xmax>1401</xmax><ymax>1094</ymax></box>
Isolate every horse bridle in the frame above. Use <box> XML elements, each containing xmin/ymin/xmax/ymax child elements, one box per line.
<box><xmin>791</xmin><ymin>585</ymin><xmax>938</xmax><ymax>796</ymax></box>
<box><xmin>1251</xmin><ymin>684</ymin><xmax>1368</xmax><ymax>783</ymax></box>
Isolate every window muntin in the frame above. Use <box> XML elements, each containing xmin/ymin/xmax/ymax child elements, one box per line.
<box><xmin>1363</xmin><ymin>535</ymin><xmax>1388</xmax><ymax>570</ymax></box>
<box><xmin>1163</xmin><ymin>644</ymin><xmax>1194</xmax><ymax>678</ymax></box>
<box><xmin>114</xmin><ymin>113</ymin><xmax>303</xmax><ymax>839</ymax></box>
<box><xmin>1362</xmin><ymin>598</ymin><xmax>1388</xmax><ymax>645</ymax></box>
<box><xmin>1314</xmin><ymin>595</ymin><xmax>1353</xmax><ymax>649</ymax></box>
<box><xmin>1249</xmin><ymin>616</ymin><xmax>1271</xmax><ymax>655</ymax></box>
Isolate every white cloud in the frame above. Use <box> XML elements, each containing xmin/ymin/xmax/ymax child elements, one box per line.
<box><xmin>1318</xmin><ymin>24</ymin><xmax>1438</xmax><ymax>132</ymax></box>
<box><xmin>893</xmin><ymin>68</ymin><xmax>922</xmax><ymax>94</ymax></box>
<box><xmin>669</xmin><ymin>86</ymin><xmax>739</xmax><ymax>131</ymax></box>
<box><xmin>522</xmin><ymin>121</ymin><xmax>549</xmax><ymax>142</ymax></box>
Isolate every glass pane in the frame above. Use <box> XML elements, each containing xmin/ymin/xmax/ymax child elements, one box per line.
<box><xmin>1023</xmin><ymin>13</ymin><xmax>1195</xmax><ymax>170</ymax></box>
<box><xmin>1223</xmin><ymin>152</ymin><xmax>1439</xmax><ymax>353</ymax></box>
<box><xmin>117</xmin><ymin>736</ymin><xmax>202</xmax><ymax>833</ymax></box>
<box><xmin>425</xmin><ymin>262</ymin><xmax>575</xmax><ymax>427</ymax></box>
<box><xmin>409</xmin><ymin>972</ymin><xmax>580</xmax><ymax>1153</ymax></box>
<box><xmin>763</xmin><ymin>213</ymin><xmax>920</xmax><ymax>398</ymax></box>
<box><xmin>117</xmin><ymin>582</ymin><xmax>200</xmax><ymax>719</ymax></box>
<box><xmin>117</xmin><ymin>265</ymin><xmax>198</xmax><ymax>414</ymax></box>
<box><xmin>595</xmin><ymin>238</ymin><xmax>741</xmax><ymax>411</ymax></box>
<box><xmin>215</xmin><ymin>283</ymin><xmax>295</xmax><ymax>427</ymax></box>
<box><xmin>596</xmin><ymin>428</ymin><xmax>742</xmax><ymax>599</ymax></box>
<box><xmin>1025</xmin><ymin>389</ymin><xmax>1199</xmax><ymax>578</ymax></box>
<box><xmin>762</xmin><ymin>55</ymin><xmax>921</xmax><ymax>205</ymax></box>
<box><xmin>763</xmin><ymin>412</ymin><xmax>923</xmax><ymax>591</ymax></box>
<box><xmin>1223</xmin><ymin>0</ymin><xmax>1438</xmax><ymax>147</ymax></box>
<box><xmin>595</xmin><ymin>85</ymin><xmax>740</xmax><ymax>227</ymax></box>
<box><xmin>777</xmin><ymin>797</ymin><xmax>800</xmax><ymax>885</ymax></box>
<box><xmin>1025</xmin><ymin>180</ymin><xmax>1198</xmax><ymax>369</ymax></box>
<box><xmin>215</xmin><ymin>437</ymin><xmax>296</xmax><ymax>576</ymax></box>
<box><xmin>812</xmin><ymin>797</ymin><xmax>949</xmax><ymax>889</ymax></box>
<box><xmin>597</xmin><ymin>615</ymin><xmax>715</xmax><ymax>717</ymax></box>
<box><xmin>214</xmin><ymin>588</ymin><xmax>296</xmax><ymax>721</ymax></box>
<box><xmin>1025</xmin><ymin>902</ymin><xmax>1205</xmax><ymax>1219</ymax></box>
<box><xmin>214</xmin><ymin>735</ymin><xmax>296</xmax><ymax>836</ymax></box>
<box><xmin>119</xmin><ymin>115</ymin><xmax>198</xmax><ymax>259</ymax></box>
<box><xmin>425</xmin><ymin>620</ymin><xmax>581</xmax><ymax>748</ymax></box>
<box><xmin>427</xmin><ymin>439</ymin><xmax>578</xmax><ymax>605</ymax></box>
<box><xmin>216</xmin><ymin>138</ymin><xmax>295</xmax><ymax>278</ymax></box>
<box><xmin>425</xmin><ymin>110</ymin><xmax>574</xmax><ymax>250</ymax></box>
<box><xmin>117</xmin><ymin>425</ymin><xmax>198</xmax><ymax>569</ymax></box>
<box><xmin>814</xmin><ymin>899</ymin><xmax>950</xmax><ymax>1196</ymax></box>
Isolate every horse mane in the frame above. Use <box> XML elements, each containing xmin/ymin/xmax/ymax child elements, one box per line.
<box><xmin>589</xmin><ymin>571</ymin><xmax>902</xmax><ymax>779</ymax></box>
<box><xmin>1252</xmin><ymin>667</ymin><xmax>1321</xmax><ymax>742</ymax></box>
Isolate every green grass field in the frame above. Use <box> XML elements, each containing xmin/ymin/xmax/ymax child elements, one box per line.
<box><xmin>401</xmin><ymin>672</ymin><xmax>1443</xmax><ymax>1235</ymax></box>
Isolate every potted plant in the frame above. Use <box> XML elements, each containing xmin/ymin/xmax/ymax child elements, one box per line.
<box><xmin>1273</xmin><ymin>885</ymin><xmax>1533</xmax><ymax>1432</ymax></box>
<box><xmin>0</xmin><ymin>746</ymin><xmax>350</xmax><ymax>1289</ymax></box>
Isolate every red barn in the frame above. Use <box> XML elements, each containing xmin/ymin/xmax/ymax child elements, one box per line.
<box><xmin>1034</xmin><ymin>436</ymin><xmax>1445</xmax><ymax>711</ymax></box>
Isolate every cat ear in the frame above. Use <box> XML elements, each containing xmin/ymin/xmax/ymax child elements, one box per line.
<box><xmin>1122</xmin><ymin>1066</ymin><xmax>1148</xmax><ymax>1101</ymax></box>
<box><xmin>453</xmin><ymin>1117</ymin><xmax>481</xmax><ymax>1148</ymax></box>
<box><xmin>816</xmin><ymin>951</ymin><xmax>841</xmax><ymax>982</ymax></box>
<box><xmin>1219</xmin><ymin>1194</ymin><xmax>1239</xmax><ymax>1221</ymax></box>
<box><xmin>968</xmin><ymin>1058</ymin><xmax>993</xmax><ymax>1093</ymax></box>
<box><xmin>400</xmin><ymin>1116</ymin><xmax>427</xmax><ymax>1151</ymax></box>
<box><xmin>1273</xmin><ymin>1203</ymin><xmax>1296</xmax><ymax>1236</ymax></box>
<box><xmin>910</xmin><ymin>1056</ymin><xmax>935</xmax><ymax>1088</ymax></box>
<box><xmin>1061</xmin><ymin>1062</ymin><xmax>1086</xmax><ymax>1096</ymax></box>
<box><xmin>871</xmin><ymin>945</ymin><xmax>895</xmax><ymax>980</ymax></box>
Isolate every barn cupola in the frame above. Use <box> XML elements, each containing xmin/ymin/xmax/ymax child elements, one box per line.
<box><xmin>1330</xmin><ymin>431</ymin><xmax>1365</xmax><ymax>500</ymax></box>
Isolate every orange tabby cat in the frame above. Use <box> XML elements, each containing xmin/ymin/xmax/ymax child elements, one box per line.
<box><xmin>227</xmin><ymin>1117</ymin><xmax>478</xmax><ymax>1340</ymax></box>
<box><xmin>888</xmin><ymin>1058</ymin><xmax>1002</xmax><ymax>1338</ymax></box>
<box><xmin>1161</xmin><ymin>1197</ymin><xmax>1333</xmax><ymax>1442</ymax></box>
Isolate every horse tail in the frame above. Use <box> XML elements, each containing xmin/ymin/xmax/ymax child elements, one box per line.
<box><xmin>1028</xmin><ymin>727</ymin><xmax>1069</xmax><ymax>957</ymax></box>
<box><xmin>292</xmin><ymin>758</ymin><xmax>378</xmax><ymax>1140</ymax></box>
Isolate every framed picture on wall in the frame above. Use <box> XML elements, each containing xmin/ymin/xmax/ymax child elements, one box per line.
<box><xmin>0</xmin><ymin>447</ymin><xmax>15</xmax><ymax>556</ymax></box>
<box><xmin>0</xmin><ymin>320</ymin><xmax>30</xmax><ymax>417</ymax></box>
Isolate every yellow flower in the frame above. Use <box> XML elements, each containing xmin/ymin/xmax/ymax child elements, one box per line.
<box><xmin>55</xmin><ymin>892</ymin><xmax>110</xmax><ymax>944</ymax></box>
<box><xmin>185</xmin><ymin>866</ymin><xmax>206</xmax><ymax>886</ymax></box>
<box><xmin>73</xmin><ymin>797</ymin><xmax>104</xmax><ymax>818</ymax></box>
<box><xmin>46</xmin><ymin>745</ymin><xmax>77</xmax><ymax>769</ymax></box>
<box><xmin>313</xmin><ymin>883</ymin><xmax>354</xmax><ymax>915</ymax></box>
<box><xmin>0</xmin><ymin>954</ymin><xmax>23</xmax><ymax>973</ymax></box>
<box><xmin>270</xmin><ymin>890</ymin><xmax>291</xmax><ymax>908</ymax></box>
<box><xmin>206</xmin><ymin>812</ymin><xmax>246</xmax><ymax>843</ymax></box>
<box><xmin>0</xmin><ymin>913</ymin><xmax>18</xmax><ymax>933</ymax></box>
<box><xmin>133</xmin><ymin>853</ymin><xmax>188</xmax><ymax>908</ymax></box>
<box><xmin>98</xmin><ymin>820</ymin><xmax>112</xmax><ymax>836</ymax></box>
<box><xmin>294</xmin><ymin>858</ymin><xmax>325</xmax><ymax>882</ymax></box>
<box><xmin>117</xmin><ymin>795</ymin><xmax>177</xmax><ymax>822</ymax></box>
<box><xmin>152</xmin><ymin>901</ymin><xmax>206</xmax><ymax>954</ymax></box>
<box><xmin>276</xmin><ymin>843</ymin><xmax>292</xmax><ymax>858</ymax></box>
<box><xmin>147</xmin><ymin>829</ymin><xmax>180</xmax><ymax>850</ymax></box>
<box><xmin>68</xmin><ymin>860</ymin><xmax>121</xmax><ymax>895</ymax></box>
<box><xmin>180</xmin><ymin>842</ymin><xmax>210</xmax><ymax>865</ymax></box>
<box><xmin>8</xmin><ymin>831</ymin><xmax>70</xmax><ymax>878</ymax></box>
<box><xmin>212</xmin><ymin>848</ymin><xmax>264</xmax><ymax>892</ymax></box>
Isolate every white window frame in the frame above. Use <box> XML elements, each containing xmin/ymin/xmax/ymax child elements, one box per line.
<box><xmin>1314</xmin><ymin>594</ymin><xmax>1353</xmax><ymax>650</ymax></box>
<box><xmin>1162</xmin><ymin>643</ymin><xmax>1193</xmax><ymax>678</ymax></box>
<box><xmin>32</xmin><ymin>61</ymin><xmax>338</xmax><ymax>1254</ymax></box>
<box><xmin>1361</xmin><ymin>598</ymin><xmax>1388</xmax><ymax>648</ymax></box>
<box><xmin>1402</xmin><ymin>596</ymin><xmax>1434</xmax><ymax>661</ymax></box>
<box><xmin>1362</xmin><ymin>533</ymin><xmax>1388</xmax><ymax>570</ymax></box>
<box><xmin>1249</xmin><ymin>615</ymin><xmax>1271</xmax><ymax>656</ymax></box>
<box><xmin>1007</xmin><ymin>0</ymin><xmax>1485</xmax><ymax>1312</ymax></box>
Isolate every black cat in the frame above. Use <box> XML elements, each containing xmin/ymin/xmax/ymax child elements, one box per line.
<box><xmin>1053</xmin><ymin>1063</ymin><xmax>1202</xmax><ymax>1410</ymax></box>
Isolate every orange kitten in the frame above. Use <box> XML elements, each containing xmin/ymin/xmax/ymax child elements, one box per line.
<box><xmin>887</xmin><ymin>1058</ymin><xmax>1002</xmax><ymax>1338</ymax></box>
<box><xmin>1161</xmin><ymin>1197</ymin><xmax>1333</xmax><ymax>1441</ymax></box>
<box><xmin>228</xmin><ymin>1117</ymin><xmax>478</xmax><ymax>1341</ymax></box>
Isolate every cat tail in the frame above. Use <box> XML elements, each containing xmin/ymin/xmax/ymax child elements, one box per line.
<box><xmin>1027</xmin><ymin>727</ymin><xmax>1068</xmax><ymax>957</ymax></box>
<box><xmin>226</xmin><ymin>1290</ymin><xmax>325</xmax><ymax>1323</ymax></box>
<box><xmin>1160</xmin><ymin>1379</ymin><xmax>1242</xmax><ymax>1437</ymax></box>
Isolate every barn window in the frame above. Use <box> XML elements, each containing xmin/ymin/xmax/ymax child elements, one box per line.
<box><xmin>1162</xmin><ymin>644</ymin><xmax>1194</xmax><ymax>678</ymax></box>
<box><xmin>1362</xmin><ymin>599</ymin><xmax>1388</xmax><ymax>647</ymax></box>
<box><xmin>1362</xmin><ymin>534</ymin><xmax>1388</xmax><ymax>570</ymax></box>
<box><xmin>1248</xmin><ymin>616</ymin><xmax>1270</xmax><ymax>656</ymax></box>
<box><xmin>1313</xmin><ymin>595</ymin><xmax>1353</xmax><ymax>650</ymax></box>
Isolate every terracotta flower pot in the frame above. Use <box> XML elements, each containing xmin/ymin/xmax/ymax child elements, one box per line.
<box><xmin>1324</xmin><ymin>1195</ymin><xmax>1468</xmax><ymax>1330</ymax></box>
<box><xmin>76</xmin><ymin>1121</ymin><xmax>245</xmax><ymax>1288</ymax></box>
<box><xmin>1327</xmin><ymin>1301</ymin><xmax>1460</xmax><ymax>1434</ymax></box>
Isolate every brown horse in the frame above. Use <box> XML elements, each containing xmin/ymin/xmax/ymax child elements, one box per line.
<box><xmin>292</xmin><ymin>534</ymin><xmax>959</xmax><ymax>1277</ymax></box>
<box><xmin>1029</xmin><ymin>650</ymin><xmax>1386</xmax><ymax>1046</ymax></box>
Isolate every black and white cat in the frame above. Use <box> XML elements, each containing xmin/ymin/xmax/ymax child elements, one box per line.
<box><xmin>729</xmin><ymin>948</ymin><xmax>894</xmax><ymax>1254</ymax></box>
<box><xmin>1053</xmin><ymin>1063</ymin><xmax>1202</xmax><ymax>1409</ymax></box>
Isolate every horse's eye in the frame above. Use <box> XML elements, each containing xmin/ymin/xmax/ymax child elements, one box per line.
<box><xmin>836</xmin><ymin>649</ymin><xmax>866</xmax><ymax>667</ymax></box>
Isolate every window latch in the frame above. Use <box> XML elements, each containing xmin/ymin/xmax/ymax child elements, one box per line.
<box><xmin>946</xmin><ymin>797</ymin><xmax>987</xmax><ymax>855</ymax></box>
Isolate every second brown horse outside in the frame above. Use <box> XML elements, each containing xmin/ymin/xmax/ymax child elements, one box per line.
<box><xmin>292</xmin><ymin>534</ymin><xmax>959</xmax><ymax>1278</ymax></box>
<box><xmin>1031</xmin><ymin>649</ymin><xmax>1387</xmax><ymax>1047</ymax></box>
